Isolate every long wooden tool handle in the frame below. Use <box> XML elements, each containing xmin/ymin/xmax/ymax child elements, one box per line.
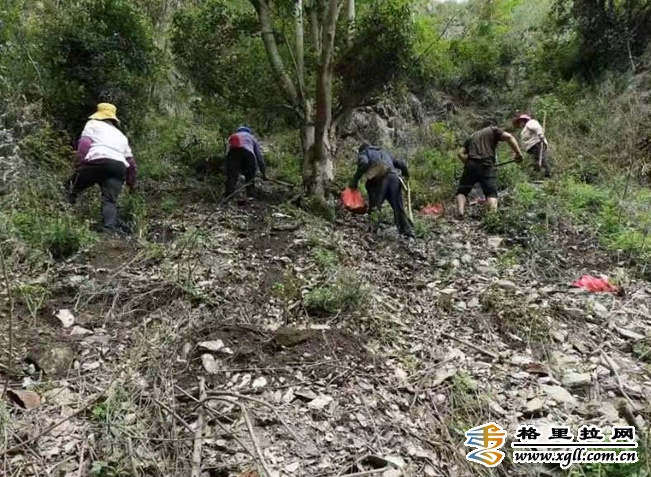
<box><xmin>407</xmin><ymin>180</ymin><xmax>413</xmax><ymax>222</ymax></box>
<box><xmin>539</xmin><ymin>111</ymin><xmax>547</xmax><ymax>168</ymax></box>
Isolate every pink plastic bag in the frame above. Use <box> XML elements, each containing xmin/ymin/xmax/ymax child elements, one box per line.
<box><xmin>422</xmin><ymin>203</ymin><xmax>444</xmax><ymax>216</ymax></box>
<box><xmin>341</xmin><ymin>187</ymin><xmax>367</xmax><ymax>214</ymax></box>
<box><xmin>572</xmin><ymin>275</ymin><xmax>617</xmax><ymax>293</ymax></box>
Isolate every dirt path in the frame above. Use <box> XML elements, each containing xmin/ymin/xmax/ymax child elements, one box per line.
<box><xmin>1</xmin><ymin>190</ymin><xmax>650</xmax><ymax>477</ymax></box>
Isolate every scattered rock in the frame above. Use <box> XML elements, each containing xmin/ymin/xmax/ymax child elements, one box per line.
<box><xmin>496</xmin><ymin>280</ymin><xmax>516</xmax><ymax>291</ymax></box>
<box><xmin>385</xmin><ymin>455</ymin><xmax>406</xmax><ymax>468</ymax></box>
<box><xmin>285</xmin><ymin>462</ymin><xmax>300</xmax><ymax>473</ymax></box>
<box><xmin>461</xmin><ymin>254</ymin><xmax>472</xmax><ymax>264</ymax></box>
<box><xmin>308</xmin><ymin>394</ymin><xmax>333</xmax><ymax>410</ymax></box>
<box><xmin>432</xmin><ymin>366</ymin><xmax>457</xmax><ymax>386</ymax></box>
<box><xmin>590</xmin><ymin>300</ymin><xmax>609</xmax><ymax>319</ymax></box>
<box><xmin>252</xmin><ymin>377</ymin><xmax>268</xmax><ymax>389</ymax></box>
<box><xmin>487</xmin><ymin>237</ymin><xmax>503</xmax><ymax>249</ymax></box>
<box><xmin>541</xmin><ymin>385</ymin><xmax>577</xmax><ymax>405</ymax></box>
<box><xmin>616</xmin><ymin>327</ymin><xmax>645</xmax><ymax>341</ymax></box>
<box><xmin>44</xmin><ymin>387</ymin><xmax>76</xmax><ymax>407</ymax></box>
<box><xmin>70</xmin><ymin>326</ymin><xmax>93</xmax><ymax>336</ymax></box>
<box><xmin>7</xmin><ymin>390</ymin><xmax>41</xmax><ymax>410</ymax></box>
<box><xmin>28</xmin><ymin>345</ymin><xmax>74</xmax><ymax>377</ymax></box>
<box><xmin>564</xmin><ymin>307</ymin><xmax>584</xmax><ymax>319</ymax></box>
<box><xmin>198</xmin><ymin>340</ymin><xmax>225</xmax><ymax>352</ymax></box>
<box><xmin>201</xmin><ymin>354</ymin><xmax>220</xmax><ymax>374</ymax></box>
<box><xmin>295</xmin><ymin>390</ymin><xmax>318</xmax><ymax>402</ymax></box>
<box><xmin>81</xmin><ymin>361</ymin><xmax>101</xmax><ymax>372</ymax></box>
<box><xmin>562</xmin><ymin>372</ymin><xmax>591</xmax><ymax>388</ymax></box>
<box><xmin>55</xmin><ymin>309</ymin><xmax>75</xmax><ymax>328</ymax></box>
<box><xmin>523</xmin><ymin>398</ymin><xmax>545</xmax><ymax>417</ymax></box>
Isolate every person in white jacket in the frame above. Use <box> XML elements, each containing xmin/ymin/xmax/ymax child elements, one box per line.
<box><xmin>66</xmin><ymin>103</ymin><xmax>137</xmax><ymax>233</ymax></box>
<box><xmin>514</xmin><ymin>114</ymin><xmax>552</xmax><ymax>178</ymax></box>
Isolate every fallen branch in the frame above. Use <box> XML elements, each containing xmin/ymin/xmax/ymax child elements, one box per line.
<box><xmin>176</xmin><ymin>386</ymin><xmax>273</xmax><ymax>477</ymax></box>
<box><xmin>0</xmin><ymin>385</ymin><xmax>110</xmax><ymax>458</ymax></box>
<box><xmin>600</xmin><ymin>351</ymin><xmax>637</xmax><ymax>410</ymax></box>
<box><xmin>339</xmin><ymin>467</ymin><xmax>391</xmax><ymax>477</ymax></box>
<box><xmin>190</xmin><ymin>378</ymin><xmax>206</xmax><ymax>477</ymax></box>
<box><xmin>179</xmin><ymin>387</ymin><xmax>300</xmax><ymax>442</ymax></box>
<box><xmin>441</xmin><ymin>332</ymin><xmax>499</xmax><ymax>360</ymax></box>
<box><xmin>0</xmin><ymin>244</ymin><xmax>15</xmax><ymax>397</ymax></box>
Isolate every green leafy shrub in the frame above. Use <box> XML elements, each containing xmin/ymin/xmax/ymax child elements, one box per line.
<box><xmin>38</xmin><ymin>0</ymin><xmax>159</xmax><ymax>136</ymax></box>
<box><xmin>21</xmin><ymin>124</ymin><xmax>75</xmax><ymax>172</ymax></box>
<box><xmin>304</xmin><ymin>270</ymin><xmax>367</xmax><ymax>316</ymax></box>
<box><xmin>11</xmin><ymin>211</ymin><xmax>96</xmax><ymax>259</ymax></box>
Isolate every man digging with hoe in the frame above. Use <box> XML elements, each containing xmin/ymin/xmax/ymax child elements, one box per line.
<box><xmin>455</xmin><ymin>120</ymin><xmax>523</xmax><ymax>218</ymax></box>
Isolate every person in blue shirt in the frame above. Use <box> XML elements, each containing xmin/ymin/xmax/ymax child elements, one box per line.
<box><xmin>225</xmin><ymin>126</ymin><xmax>267</xmax><ymax>198</ymax></box>
<box><xmin>350</xmin><ymin>144</ymin><xmax>413</xmax><ymax>238</ymax></box>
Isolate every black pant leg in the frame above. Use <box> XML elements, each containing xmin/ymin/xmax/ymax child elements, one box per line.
<box><xmin>66</xmin><ymin>163</ymin><xmax>103</xmax><ymax>204</ymax></box>
<box><xmin>225</xmin><ymin>149</ymin><xmax>242</xmax><ymax>197</ymax></box>
<box><xmin>385</xmin><ymin>174</ymin><xmax>413</xmax><ymax>237</ymax></box>
<box><xmin>242</xmin><ymin>151</ymin><xmax>257</xmax><ymax>197</ymax></box>
<box><xmin>99</xmin><ymin>161</ymin><xmax>126</xmax><ymax>229</ymax></box>
<box><xmin>365</xmin><ymin>178</ymin><xmax>383</xmax><ymax>233</ymax></box>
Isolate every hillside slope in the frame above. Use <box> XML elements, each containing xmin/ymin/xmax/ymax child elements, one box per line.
<box><xmin>1</xmin><ymin>181</ymin><xmax>650</xmax><ymax>477</ymax></box>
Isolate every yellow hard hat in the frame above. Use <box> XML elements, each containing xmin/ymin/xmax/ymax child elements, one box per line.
<box><xmin>89</xmin><ymin>103</ymin><xmax>119</xmax><ymax>122</ymax></box>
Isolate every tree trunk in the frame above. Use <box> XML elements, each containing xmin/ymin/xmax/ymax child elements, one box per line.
<box><xmin>295</xmin><ymin>0</ymin><xmax>305</xmax><ymax>97</ymax></box>
<box><xmin>307</xmin><ymin>0</ymin><xmax>340</xmax><ymax>199</ymax></box>
<box><xmin>346</xmin><ymin>0</ymin><xmax>355</xmax><ymax>46</ymax></box>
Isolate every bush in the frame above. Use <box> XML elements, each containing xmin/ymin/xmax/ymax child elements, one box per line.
<box><xmin>11</xmin><ymin>210</ymin><xmax>96</xmax><ymax>259</ymax></box>
<box><xmin>38</xmin><ymin>0</ymin><xmax>159</xmax><ymax>136</ymax></box>
<box><xmin>304</xmin><ymin>270</ymin><xmax>367</xmax><ymax>316</ymax></box>
<box><xmin>20</xmin><ymin>123</ymin><xmax>75</xmax><ymax>172</ymax></box>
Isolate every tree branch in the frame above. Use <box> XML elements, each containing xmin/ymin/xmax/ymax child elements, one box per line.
<box><xmin>255</xmin><ymin>0</ymin><xmax>301</xmax><ymax>113</ymax></box>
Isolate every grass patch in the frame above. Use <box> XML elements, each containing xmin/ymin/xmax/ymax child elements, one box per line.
<box><xmin>304</xmin><ymin>269</ymin><xmax>367</xmax><ymax>316</ymax></box>
<box><xmin>481</xmin><ymin>286</ymin><xmax>551</xmax><ymax>357</ymax></box>
<box><xmin>9</xmin><ymin>210</ymin><xmax>96</xmax><ymax>259</ymax></box>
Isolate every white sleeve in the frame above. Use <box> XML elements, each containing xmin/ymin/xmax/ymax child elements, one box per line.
<box><xmin>125</xmin><ymin>142</ymin><xmax>133</xmax><ymax>158</ymax></box>
<box><xmin>528</xmin><ymin>120</ymin><xmax>544</xmax><ymax>137</ymax></box>
<box><xmin>81</xmin><ymin>121</ymin><xmax>96</xmax><ymax>139</ymax></box>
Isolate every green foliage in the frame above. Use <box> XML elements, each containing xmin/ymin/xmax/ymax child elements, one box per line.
<box><xmin>171</xmin><ymin>0</ymin><xmax>287</xmax><ymax>131</ymax></box>
<box><xmin>336</xmin><ymin>0</ymin><xmax>417</xmax><ymax>109</ymax></box>
<box><xmin>313</xmin><ymin>248</ymin><xmax>339</xmax><ymax>269</ymax></box>
<box><xmin>119</xmin><ymin>193</ymin><xmax>148</xmax><ymax>235</ymax></box>
<box><xmin>37</xmin><ymin>0</ymin><xmax>159</xmax><ymax>136</ymax></box>
<box><xmin>304</xmin><ymin>270</ymin><xmax>367</xmax><ymax>316</ymax></box>
<box><xmin>10</xmin><ymin>210</ymin><xmax>96</xmax><ymax>259</ymax></box>
<box><xmin>13</xmin><ymin>283</ymin><xmax>51</xmax><ymax>322</ymax></box>
<box><xmin>21</xmin><ymin>124</ymin><xmax>75</xmax><ymax>172</ymax></box>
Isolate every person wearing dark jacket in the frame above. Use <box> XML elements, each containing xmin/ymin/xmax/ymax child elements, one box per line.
<box><xmin>66</xmin><ymin>103</ymin><xmax>137</xmax><ymax>233</ymax></box>
<box><xmin>350</xmin><ymin>144</ymin><xmax>413</xmax><ymax>238</ymax></box>
<box><xmin>225</xmin><ymin>126</ymin><xmax>267</xmax><ymax>198</ymax></box>
<box><xmin>455</xmin><ymin>120</ymin><xmax>523</xmax><ymax>217</ymax></box>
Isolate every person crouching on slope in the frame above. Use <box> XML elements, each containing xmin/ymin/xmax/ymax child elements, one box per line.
<box><xmin>456</xmin><ymin>120</ymin><xmax>523</xmax><ymax>218</ymax></box>
<box><xmin>514</xmin><ymin>114</ymin><xmax>552</xmax><ymax>178</ymax></box>
<box><xmin>350</xmin><ymin>143</ymin><xmax>414</xmax><ymax>239</ymax></box>
<box><xmin>66</xmin><ymin>103</ymin><xmax>137</xmax><ymax>234</ymax></box>
<box><xmin>225</xmin><ymin>126</ymin><xmax>267</xmax><ymax>199</ymax></box>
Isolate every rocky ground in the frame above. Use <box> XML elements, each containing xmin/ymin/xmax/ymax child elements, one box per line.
<box><xmin>1</xmin><ymin>180</ymin><xmax>650</xmax><ymax>477</ymax></box>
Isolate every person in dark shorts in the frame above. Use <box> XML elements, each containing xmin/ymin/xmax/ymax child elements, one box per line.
<box><xmin>225</xmin><ymin>126</ymin><xmax>267</xmax><ymax>198</ymax></box>
<box><xmin>350</xmin><ymin>144</ymin><xmax>414</xmax><ymax>239</ymax></box>
<box><xmin>455</xmin><ymin>120</ymin><xmax>523</xmax><ymax>217</ymax></box>
<box><xmin>66</xmin><ymin>103</ymin><xmax>137</xmax><ymax>233</ymax></box>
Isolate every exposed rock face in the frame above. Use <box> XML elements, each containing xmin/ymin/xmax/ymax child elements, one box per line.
<box><xmin>340</xmin><ymin>90</ymin><xmax>456</xmax><ymax>155</ymax></box>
